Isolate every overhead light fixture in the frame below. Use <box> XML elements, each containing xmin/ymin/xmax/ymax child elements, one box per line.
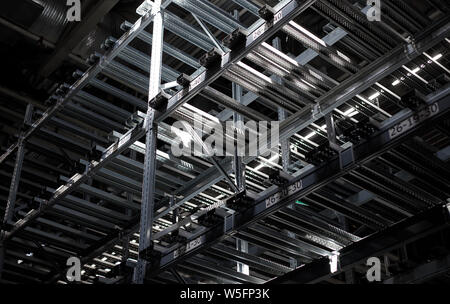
<box><xmin>368</xmin><ymin>92</ymin><xmax>380</xmax><ymax>100</ymax></box>
<box><xmin>348</xmin><ymin>110</ymin><xmax>359</xmax><ymax>118</ymax></box>
<box><xmin>392</xmin><ymin>79</ymin><xmax>400</xmax><ymax>86</ymax></box>
<box><xmin>288</xmin><ymin>21</ymin><xmax>327</xmax><ymax>47</ymax></box>
<box><xmin>403</xmin><ymin>65</ymin><xmax>428</xmax><ymax>84</ymax></box>
<box><xmin>343</xmin><ymin>107</ymin><xmax>356</xmax><ymax>116</ymax></box>
<box><xmin>26</xmin><ymin>252</ymin><xmax>34</xmax><ymax>257</ymax></box>
<box><xmin>304</xmin><ymin>131</ymin><xmax>316</xmax><ymax>140</ymax></box>
<box><xmin>337</xmin><ymin>50</ymin><xmax>351</xmax><ymax>63</ymax></box>
<box><xmin>411</xmin><ymin>67</ymin><xmax>420</xmax><ymax>73</ymax></box>
<box><xmin>17</xmin><ymin>260</ymin><xmax>23</xmax><ymax>265</ymax></box>
<box><xmin>433</xmin><ymin>53</ymin><xmax>443</xmax><ymax>61</ymax></box>
<box><xmin>255</xmin><ymin>154</ymin><xmax>279</xmax><ymax>171</ymax></box>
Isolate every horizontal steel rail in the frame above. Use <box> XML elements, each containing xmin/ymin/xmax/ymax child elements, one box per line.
<box><xmin>144</xmin><ymin>91</ymin><xmax>450</xmax><ymax>276</ymax></box>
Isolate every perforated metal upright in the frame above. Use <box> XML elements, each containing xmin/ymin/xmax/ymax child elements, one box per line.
<box><xmin>3</xmin><ymin>104</ymin><xmax>34</xmax><ymax>225</ymax></box>
<box><xmin>133</xmin><ymin>0</ymin><xmax>164</xmax><ymax>284</ymax></box>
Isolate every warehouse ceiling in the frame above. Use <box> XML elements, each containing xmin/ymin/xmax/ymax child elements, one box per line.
<box><xmin>0</xmin><ymin>0</ymin><xmax>449</xmax><ymax>284</ymax></box>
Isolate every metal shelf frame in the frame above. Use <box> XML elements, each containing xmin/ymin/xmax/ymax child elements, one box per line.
<box><xmin>0</xmin><ymin>0</ymin><xmax>449</xmax><ymax>284</ymax></box>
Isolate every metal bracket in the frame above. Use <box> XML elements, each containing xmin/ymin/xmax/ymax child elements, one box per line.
<box><xmin>312</xmin><ymin>103</ymin><xmax>322</xmax><ymax>119</ymax></box>
<box><xmin>404</xmin><ymin>38</ymin><xmax>418</xmax><ymax>61</ymax></box>
<box><xmin>216</xmin><ymin>207</ymin><xmax>235</xmax><ymax>234</ymax></box>
<box><xmin>258</xmin><ymin>5</ymin><xmax>275</xmax><ymax>21</ymax></box>
<box><xmin>339</xmin><ymin>142</ymin><xmax>355</xmax><ymax>170</ymax></box>
<box><xmin>222</xmin><ymin>28</ymin><xmax>247</xmax><ymax>51</ymax></box>
<box><xmin>329</xmin><ymin>251</ymin><xmax>341</xmax><ymax>273</ymax></box>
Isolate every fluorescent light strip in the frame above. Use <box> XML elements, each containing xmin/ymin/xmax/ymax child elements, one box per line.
<box><xmin>236</xmin><ymin>62</ymin><xmax>273</xmax><ymax>84</ymax></box>
<box><xmin>376</xmin><ymin>83</ymin><xmax>401</xmax><ymax>100</ymax></box>
<box><xmin>301</xmin><ymin>79</ymin><xmax>317</xmax><ymax>89</ymax></box>
<box><xmin>246</xmin><ymin>165</ymin><xmax>269</xmax><ymax>178</ymax></box>
<box><xmin>334</xmin><ymin>108</ymin><xmax>359</xmax><ymax>123</ymax></box>
<box><xmin>348</xmin><ymin>110</ymin><xmax>359</xmax><ymax>118</ymax></box>
<box><xmin>288</xmin><ymin>21</ymin><xmax>327</xmax><ymax>47</ymax></box>
<box><xmin>424</xmin><ymin>52</ymin><xmax>449</xmax><ymax>74</ymax></box>
<box><xmin>433</xmin><ymin>53</ymin><xmax>443</xmax><ymax>60</ymax></box>
<box><xmin>261</xmin><ymin>42</ymin><xmax>300</xmax><ymax>67</ymax></box>
<box><xmin>356</xmin><ymin>95</ymin><xmax>392</xmax><ymax>118</ymax></box>
<box><xmin>368</xmin><ymin>92</ymin><xmax>380</xmax><ymax>100</ymax></box>
<box><xmin>403</xmin><ymin>65</ymin><xmax>428</xmax><ymax>84</ymax></box>
<box><xmin>311</xmin><ymin>123</ymin><xmax>326</xmax><ymax>131</ymax></box>
<box><xmin>343</xmin><ymin>107</ymin><xmax>355</xmax><ymax>116</ymax></box>
<box><xmin>304</xmin><ymin>132</ymin><xmax>316</xmax><ymax>140</ymax></box>
<box><xmin>255</xmin><ymin>154</ymin><xmax>280</xmax><ymax>171</ymax></box>
<box><xmin>293</xmin><ymin>133</ymin><xmax>319</xmax><ymax>147</ymax></box>
<box><xmin>337</xmin><ymin>50</ymin><xmax>351</xmax><ymax>63</ymax></box>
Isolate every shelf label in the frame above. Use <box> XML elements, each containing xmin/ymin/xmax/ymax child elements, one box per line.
<box><xmin>173</xmin><ymin>235</ymin><xmax>205</xmax><ymax>259</ymax></box>
<box><xmin>265</xmin><ymin>180</ymin><xmax>302</xmax><ymax>209</ymax></box>
<box><xmin>274</xmin><ymin>11</ymin><xmax>283</xmax><ymax>24</ymax></box>
<box><xmin>389</xmin><ymin>103</ymin><xmax>439</xmax><ymax>139</ymax></box>
<box><xmin>189</xmin><ymin>72</ymin><xmax>206</xmax><ymax>92</ymax></box>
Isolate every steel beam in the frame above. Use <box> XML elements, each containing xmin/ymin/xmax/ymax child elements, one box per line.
<box><xmin>278</xmin><ymin>19</ymin><xmax>450</xmax><ymax>143</ymax></box>
<box><xmin>383</xmin><ymin>254</ymin><xmax>450</xmax><ymax>284</ymax></box>
<box><xmin>144</xmin><ymin>91</ymin><xmax>450</xmax><ymax>276</ymax></box>
<box><xmin>3</xmin><ymin>104</ymin><xmax>33</xmax><ymax>225</ymax></box>
<box><xmin>157</xmin><ymin>20</ymin><xmax>449</xmax><ymax>226</ymax></box>
<box><xmin>270</xmin><ymin>202</ymin><xmax>450</xmax><ymax>284</ymax></box>
<box><xmin>133</xmin><ymin>0</ymin><xmax>164</xmax><ymax>284</ymax></box>
<box><xmin>273</xmin><ymin>37</ymin><xmax>291</xmax><ymax>172</ymax></box>
<box><xmin>231</xmin><ymin>9</ymin><xmax>246</xmax><ymax>195</ymax></box>
<box><xmin>38</xmin><ymin>0</ymin><xmax>120</xmax><ymax>78</ymax></box>
<box><xmin>0</xmin><ymin>1</ymin><xmax>173</xmax><ymax>166</ymax></box>
<box><xmin>154</xmin><ymin>0</ymin><xmax>317</xmax><ymax>123</ymax></box>
<box><xmin>232</xmin><ymin>68</ymin><xmax>246</xmax><ymax>190</ymax></box>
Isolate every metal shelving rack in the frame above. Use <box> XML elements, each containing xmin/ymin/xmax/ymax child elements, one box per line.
<box><xmin>0</xmin><ymin>0</ymin><xmax>449</xmax><ymax>284</ymax></box>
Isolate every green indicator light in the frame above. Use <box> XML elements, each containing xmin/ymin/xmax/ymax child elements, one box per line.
<box><xmin>296</xmin><ymin>200</ymin><xmax>308</xmax><ymax>206</ymax></box>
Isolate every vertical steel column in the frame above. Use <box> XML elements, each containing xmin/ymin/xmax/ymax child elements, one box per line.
<box><xmin>3</xmin><ymin>104</ymin><xmax>33</xmax><ymax>225</ymax></box>
<box><xmin>132</xmin><ymin>0</ymin><xmax>164</xmax><ymax>284</ymax></box>
<box><xmin>232</xmin><ymin>10</ymin><xmax>248</xmax><ymax>275</ymax></box>
<box><xmin>233</xmin><ymin>79</ymin><xmax>248</xmax><ymax>274</ymax></box>
<box><xmin>232</xmin><ymin>83</ymin><xmax>246</xmax><ymax>192</ymax></box>
<box><xmin>236</xmin><ymin>237</ymin><xmax>249</xmax><ymax>275</ymax></box>
<box><xmin>232</xmin><ymin>10</ymin><xmax>246</xmax><ymax>192</ymax></box>
<box><xmin>273</xmin><ymin>38</ymin><xmax>290</xmax><ymax>172</ymax></box>
<box><xmin>325</xmin><ymin>113</ymin><xmax>340</xmax><ymax>151</ymax></box>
